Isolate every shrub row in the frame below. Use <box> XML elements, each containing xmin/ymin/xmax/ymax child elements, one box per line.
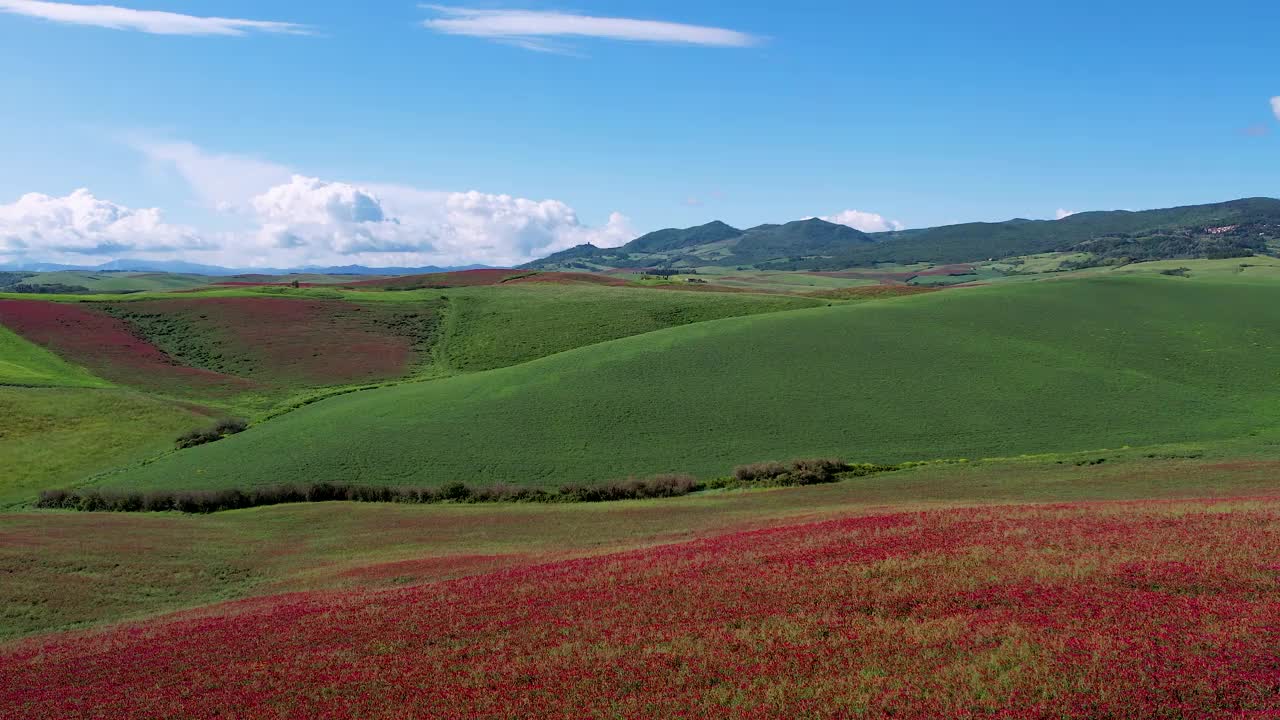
<box><xmin>176</xmin><ymin>418</ymin><xmax>249</xmax><ymax>450</ymax></box>
<box><xmin>35</xmin><ymin>474</ymin><xmax>702</xmax><ymax>514</ymax></box>
<box><xmin>711</xmin><ymin>458</ymin><xmax>894</xmax><ymax>489</ymax></box>
<box><xmin>37</xmin><ymin>459</ymin><xmax>898</xmax><ymax>514</ymax></box>
<box><xmin>558</xmin><ymin>474</ymin><xmax>699</xmax><ymax>502</ymax></box>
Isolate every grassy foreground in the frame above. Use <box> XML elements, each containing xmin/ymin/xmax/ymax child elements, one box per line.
<box><xmin>96</xmin><ymin>275</ymin><xmax>1280</xmax><ymax>492</ymax></box>
<box><xmin>4</xmin><ymin>451</ymin><xmax>1278</xmax><ymax>641</ymax></box>
<box><xmin>6</xmin><ymin>492</ymin><xmax>1280</xmax><ymax>718</ymax></box>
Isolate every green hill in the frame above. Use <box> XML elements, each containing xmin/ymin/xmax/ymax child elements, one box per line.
<box><xmin>0</xmin><ymin>387</ymin><xmax>207</xmax><ymax>507</ymax></box>
<box><xmin>0</xmin><ymin>326</ymin><xmax>108</xmax><ymax>388</ymax></box>
<box><xmin>525</xmin><ymin>217</ymin><xmax>874</xmax><ymax>269</ymax></box>
<box><xmin>528</xmin><ymin>198</ymin><xmax>1280</xmax><ymax>271</ymax></box>
<box><xmin>622</xmin><ymin>220</ymin><xmax>743</xmax><ymax>254</ymax></box>
<box><xmin>794</xmin><ymin>197</ymin><xmax>1280</xmax><ymax>268</ymax></box>
<box><xmin>94</xmin><ymin>275</ymin><xmax>1280</xmax><ymax>493</ymax></box>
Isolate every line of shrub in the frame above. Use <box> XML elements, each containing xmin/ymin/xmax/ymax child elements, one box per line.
<box><xmin>175</xmin><ymin>418</ymin><xmax>249</xmax><ymax>450</ymax></box>
<box><xmin>707</xmin><ymin>458</ymin><xmax>897</xmax><ymax>489</ymax></box>
<box><xmin>36</xmin><ymin>459</ymin><xmax>897</xmax><ymax>514</ymax></box>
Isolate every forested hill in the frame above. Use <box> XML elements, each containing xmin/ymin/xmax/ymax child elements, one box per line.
<box><xmin>525</xmin><ymin>197</ymin><xmax>1280</xmax><ymax>271</ymax></box>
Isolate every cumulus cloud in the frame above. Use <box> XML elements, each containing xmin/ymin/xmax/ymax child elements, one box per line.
<box><xmin>422</xmin><ymin>5</ymin><xmax>760</xmax><ymax>52</ymax></box>
<box><xmin>0</xmin><ymin>189</ymin><xmax>207</xmax><ymax>259</ymax></box>
<box><xmin>120</xmin><ymin>139</ymin><xmax>638</xmax><ymax>267</ymax></box>
<box><xmin>238</xmin><ymin>179</ymin><xmax>636</xmax><ymax>266</ymax></box>
<box><xmin>1272</xmin><ymin>97</ymin><xmax>1280</xmax><ymax>122</ymax></box>
<box><xmin>1055</xmin><ymin>208</ymin><xmax>1078</xmax><ymax>220</ymax></box>
<box><xmin>249</xmin><ymin>176</ymin><xmax>423</xmax><ymax>255</ymax></box>
<box><xmin>350</xmin><ymin>184</ymin><xmax>634</xmax><ymax>265</ymax></box>
<box><xmin>0</xmin><ymin>0</ymin><xmax>310</xmax><ymax>36</ymax></box>
<box><xmin>815</xmin><ymin>209</ymin><xmax>904</xmax><ymax>233</ymax></box>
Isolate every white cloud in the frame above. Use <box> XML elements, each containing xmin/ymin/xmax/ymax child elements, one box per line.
<box><xmin>120</xmin><ymin>139</ymin><xmax>638</xmax><ymax>267</ymax></box>
<box><xmin>251</xmin><ymin>176</ymin><xmax>427</xmax><ymax>256</ymax></box>
<box><xmin>815</xmin><ymin>209</ymin><xmax>904</xmax><ymax>233</ymax></box>
<box><xmin>1271</xmin><ymin>97</ymin><xmax>1280</xmax><ymax>122</ymax></box>
<box><xmin>243</xmin><ymin>179</ymin><xmax>636</xmax><ymax>266</ymax></box>
<box><xmin>421</xmin><ymin>5</ymin><xmax>760</xmax><ymax>52</ymax></box>
<box><xmin>135</xmin><ymin>140</ymin><xmax>291</xmax><ymax>211</ymax></box>
<box><xmin>0</xmin><ymin>189</ymin><xmax>208</xmax><ymax>258</ymax></box>
<box><xmin>361</xmin><ymin>184</ymin><xmax>634</xmax><ymax>265</ymax></box>
<box><xmin>1055</xmin><ymin>208</ymin><xmax>1078</xmax><ymax>220</ymax></box>
<box><xmin>0</xmin><ymin>0</ymin><xmax>310</xmax><ymax>36</ymax></box>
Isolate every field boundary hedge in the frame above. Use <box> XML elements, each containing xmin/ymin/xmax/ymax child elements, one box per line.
<box><xmin>37</xmin><ymin>459</ymin><xmax>898</xmax><ymax>514</ymax></box>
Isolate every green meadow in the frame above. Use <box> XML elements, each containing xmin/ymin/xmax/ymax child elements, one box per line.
<box><xmin>0</xmin><ymin>387</ymin><xmax>207</xmax><ymax>507</ymax></box>
<box><xmin>95</xmin><ymin>275</ymin><xmax>1280</xmax><ymax>492</ymax></box>
<box><xmin>0</xmin><ymin>326</ymin><xmax>107</xmax><ymax>388</ymax></box>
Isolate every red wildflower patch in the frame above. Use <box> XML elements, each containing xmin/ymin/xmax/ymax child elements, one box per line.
<box><xmin>211</xmin><ymin>281</ymin><xmax>322</xmax><ymax>288</ymax></box>
<box><xmin>916</xmin><ymin>263</ymin><xmax>977</xmax><ymax>276</ymax></box>
<box><xmin>5</xmin><ymin>499</ymin><xmax>1280</xmax><ymax>718</ymax></box>
<box><xmin>107</xmin><ymin>297</ymin><xmax>436</xmax><ymax>385</ymax></box>
<box><xmin>345</xmin><ymin>269</ymin><xmax>521</xmax><ymax>289</ymax></box>
<box><xmin>0</xmin><ymin>299</ymin><xmax>251</xmax><ymax>396</ymax></box>
<box><xmin>504</xmin><ymin>271</ymin><xmax>630</xmax><ymax>286</ymax></box>
<box><xmin>336</xmin><ymin>554</ymin><xmax>525</xmax><ymax>585</ymax></box>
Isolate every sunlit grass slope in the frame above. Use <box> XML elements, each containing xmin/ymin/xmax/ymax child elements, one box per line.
<box><xmin>0</xmin><ymin>326</ymin><xmax>106</xmax><ymax>388</ymax></box>
<box><xmin>0</xmin><ymin>388</ymin><xmax>207</xmax><ymax>507</ymax></box>
<box><xmin>99</xmin><ymin>276</ymin><xmax>1280</xmax><ymax>491</ymax></box>
<box><xmin>431</xmin><ymin>284</ymin><xmax>824</xmax><ymax>371</ymax></box>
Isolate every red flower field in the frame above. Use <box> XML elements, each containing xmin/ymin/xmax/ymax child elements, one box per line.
<box><xmin>108</xmin><ymin>297</ymin><xmax>435</xmax><ymax>385</ymax></box>
<box><xmin>3</xmin><ymin>497</ymin><xmax>1279</xmax><ymax>719</ymax></box>
<box><xmin>0</xmin><ymin>299</ymin><xmax>252</xmax><ymax>396</ymax></box>
<box><xmin>344</xmin><ymin>269</ymin><xmax>523</xmax><ymax>289</ymax></box>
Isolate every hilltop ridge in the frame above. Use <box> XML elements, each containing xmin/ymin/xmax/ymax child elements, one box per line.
<box><xmin>525</xmin><ymin>197</ymin><xmax>1280</xmax><ymax>271</ymax></box>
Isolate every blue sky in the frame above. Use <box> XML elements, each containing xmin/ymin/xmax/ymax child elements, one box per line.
<box><xmin>0</xmin><ymin>0</ymin><xmax>1277</xmax><ymax>268</ymax></box>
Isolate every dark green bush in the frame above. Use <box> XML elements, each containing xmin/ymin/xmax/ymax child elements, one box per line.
<box><xmin>34</xmin><ymin>460</ymin><xmax>895</xmax><ymax>514</ymax></box>
<box><xmin>733</xmin><ymin>462</ymin><xmax>789</xmax><ymax>483</ymax></box>
<box><xmin>176</xmin><ymin>418</ymin><xmax>249</xmax><ymax>449</ymax></box>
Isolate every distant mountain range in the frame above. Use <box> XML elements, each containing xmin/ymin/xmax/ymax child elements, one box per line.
<box><xmin>524</xmin><ymin>198</ymin><xmax>1280</xmax><ymax>271</ymax></box>
<box><xmin>0</xmin><ymin>259</ymin><xmax>494</xmax><ymax>276</ymax></box>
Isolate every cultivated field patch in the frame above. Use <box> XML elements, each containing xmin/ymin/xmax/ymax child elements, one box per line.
<box><xmin>0</xmin><ymin>387</ymin><xmax>208</xmax><ymax>507</ymax></box>
<box><xmin>5</xmin><ymin>498</ymin><xmax>1278</xmax><ymax>718</ymax></box>
<box><xmin>344</xmin><ymin>269</ymin><xmax>524</xmax><ymax>289</ymax></box>
<box><xmin>0</xmin><ymin>300</ymin><xmax>251</xmax><ymax>397</ymax></box>
<box><xmin>0</xmin><ymin>325</ymin><xmax>106</xmax><ymax>388</ymax></box>
<box><xmin>104</xmin><ymin>297</ymin><xmax>442</xmax><ymax>385</ymax></box>
<box><xmin>99</xmin><ymin>276</ymin><xmax>1280</xmax><ymax>492</ymax></box>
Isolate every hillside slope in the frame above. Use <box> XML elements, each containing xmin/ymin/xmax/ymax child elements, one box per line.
<box><xmin>95</xmin><ymin>276</ymin><xmax>1280</xmax><ymax>492</ymax></box>
<box><xmin>0</xmin><ymin>326</ymin><xmax>107</xmax><ymax>388</ymax></box>
<box><xmin>526</xmin><ymin>218</ymin><xmax>875</xmax><ymax>269</ymax></box>
<box><xmin>529</xmin><ymin>198</ymin><xmax>1280</xmax><ymax>271</ymax></box>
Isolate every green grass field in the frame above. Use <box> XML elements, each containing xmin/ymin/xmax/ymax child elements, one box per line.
<box><xmin>0</xmin><ymin>327</ymin><xmax>107</xmax><ymax>388</ymax></box>
<box><xmin>431</xmin><ymin>284</ymin><xmax>822</xmax><ymax>371</ymax></box>
<box><xmin>92</xmin><ymin>275</ymin><xmax>1280</xmax><ymax>493</ymax></box>
<box><xmin>20</xmin><ymin>271</ymin><xmax>214</xmax><ymax>292</ymax></box>
<box><xmin>0</xmin><ymin>387</ymin><xmax>208</xmax><ymax>507</ymax></box>
<box><xmin>0</xmin><ymin>282</ymin><xmax>837</xmax><ymax>499</ymax></box>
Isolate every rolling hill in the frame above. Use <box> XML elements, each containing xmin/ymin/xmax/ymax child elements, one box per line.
<box><xmin>527</xmin><ymin>197</ymin><xmax>1280</xmax><ymax>271</ymax></box>
<box><xmin>525</xmin><ymin>218</ymin><xmax>876</xmax><ymax>270</ymax></box>
<box><xmin>92</xmin><ymin>275</ymin><xmax>1280</xmax><ymax>494</ymax></box>
<box><xmin>0</xmin><ymin>282</ymin><xmax>825</xmax><ymax>501</ymax></box>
